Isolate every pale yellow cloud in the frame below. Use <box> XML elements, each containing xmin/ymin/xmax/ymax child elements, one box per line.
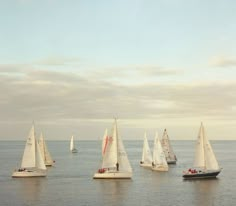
<box><xmin>209</xmin><ymin>56</ymin><xmax>236</xmax><ymax>67</ymax></box>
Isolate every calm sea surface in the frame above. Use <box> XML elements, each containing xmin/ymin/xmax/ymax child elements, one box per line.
<box><xmin>0</xmin><ymin>140</ymin><xmax>235</xmax><ymax>206</ymax></box>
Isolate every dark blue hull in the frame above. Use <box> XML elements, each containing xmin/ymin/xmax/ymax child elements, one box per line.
<box><xmin>183</xmin><ymin>170</ymin><xmax>221</xmax><ymax>179</ymax></box>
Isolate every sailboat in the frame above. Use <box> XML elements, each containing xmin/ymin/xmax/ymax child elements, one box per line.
<box><xmin>12</xmin><ymin>124</ymin><xmax>47</xmax><ymax>177</ymax></box>
<box><xmin>140</xmin><ymin>132</ymin><xmax>152</xmax><ymax>168</ymax></box>
<box><xmin>183</xmin><ymin>123</ymin><xmax>221</xmax><ymax>179</ymax></box>
<box><xmin>93</xmin><ymin>119</ymin><xmax>133</xmax><ymax>179</ymax></box>
<box><xmin>70</xmin><ymin>135</ymin><xmax>78</xmax><ymax>153</ymax></box>
<box><xmin>161</xmin><ymin>129</ymin><xmax>177</xmax><ymax>164</ymax></box>
<box><xmin>38</xmin><ymin>132</ymin><xmax>54</xmax><ymax>166</ymax></box>
<box><xmin>152</xmin><ymin>132</ymin><xmax>168</xmax><ymax>172</ymax></box>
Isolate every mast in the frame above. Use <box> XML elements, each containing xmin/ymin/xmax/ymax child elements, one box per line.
<box><xmin>115</xmin><ymin>118</ymin><xmax>118</xmax><ymax>164</ymax></box>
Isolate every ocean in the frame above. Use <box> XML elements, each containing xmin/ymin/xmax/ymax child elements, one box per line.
<box><xmin>0</xmin><ymin>140</ymin><xmax>235</xmax><ymax>206</ymax></box>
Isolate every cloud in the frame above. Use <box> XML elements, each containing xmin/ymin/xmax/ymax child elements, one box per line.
<box><xmin>1</xmin><ymin>64</ymin><xmax>236</xmax><ymax>139</ymax></box>
<box><xmin>209</xmin><ymin>56</ymin><xmax>236</xmax><ymax>67</ymax></box>
<box><xmin>86</xmin><ymin>64</ymin><xmax>180</xmax><ymax>85</ymax></box>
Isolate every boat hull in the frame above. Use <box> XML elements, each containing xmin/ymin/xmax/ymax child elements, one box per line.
<box><xmin>139</xmin><ymin>163</ymin><xmax>152</xmax><ymax>168</ymax></box>
<box><xmin>167</xmin><ymin>160</ymin><xmax>177</xmax><ymax>164</ymax></box>
<box><xmin>12</xmin><ymin>170</ymin><xmax>47</xmax><ymax>178</ymax></box>
<box><xmin>152</xmin><ymin>166</ymin><xmax>168</xmax><ymax>172</ymax></box>
<box><xmin>93</xmin><ymin>171</ymin><xmax>132</xmax><ymax>179</ymax></box>
<box><xmin>71</xmin><ymin>149</ymin><xmax>78</xmax><ymax>153</ymax></box>
<box><xmin>183</xmin><ymin>170</ymin><xmax>221</xmax><ymax>179</ymax></box>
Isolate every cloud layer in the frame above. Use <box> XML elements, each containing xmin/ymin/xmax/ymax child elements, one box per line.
<box><xmin>1</xmin><ymin>64</ymin><xmax>236</xmax><ymax>140</ymax></box>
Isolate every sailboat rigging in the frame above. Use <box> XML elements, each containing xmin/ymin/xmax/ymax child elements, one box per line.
<box><xmin>140</xmin><ymin>132</ymin><xmax>152</xmax><ymax>168</ymax></box>
<box><xmin>152</xmin><ymin>132</ymin><xmax>169</xmax><ymax>172</ymax></box>
<box><xmin>38</xmin><ymin>132</ymin><xmax>54</xmax><ymax>166</ymax></box>
<box><xmin>161</xmin><ymin>129</ymin><xmax>177</xmax><ymax>164</ymax></box>
<box><xmin>183</xmin><ymin>123</ymin><xmax>221</xmax><ymax>179</ymax></box>
<box><xmin>93</xmin><ymin>119</ymin><xmax>132</xmax><ymax>179</ymax></box>
<box><xmin>12</xmin><ymin>124</ymin><xmax>47</xmax><ymax>177</ymax></box>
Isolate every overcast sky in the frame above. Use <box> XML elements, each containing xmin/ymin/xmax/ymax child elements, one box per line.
<box><xmin>1</xmin><ymin>0</ymin><xmax>236</xmax><ymax>140</ymax></box>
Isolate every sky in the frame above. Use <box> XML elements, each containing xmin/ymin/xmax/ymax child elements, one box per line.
<box><xmin>0</xmin><ymin>0</ymin><xmax>236</xmax><ymax>140</ymax></box>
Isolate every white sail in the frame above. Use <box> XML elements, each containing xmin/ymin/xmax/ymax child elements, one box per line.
<box><xmin>70</xmin><ymin>136</ymin><xmax>74</xmax><ymax>151</ymax></box>
<box><xmin>193</xmin><ymin>123</ymin><xmax>205</xmax><ymax>168</ymax></box>
<box><xmin>193</xmin><ymin>123</ymin><xmax>220</xmax><ymax>170</ymax></box>
<box><xmin>152</xmin><ymin>132</ymin><xmax>168</xmax><ymax>168</ymax></box>
<box><xmin>35</xmin><ymin>138</ymin><xmax>47</xmax><ymax>170</ymax></box>
<box><xmin>141</xmin><ymin>132</ymin><xmax>152</xmax><ymax>164</ymax></box>
<box><xmin>161</xmin><ymin>129</ymin><xmax>176</xmax><ymax>162</ymax></box>
<box><xmin>21</xmin><ymin>125</ymin><xmax>36</xmax><ymax>168</ymax></box>
<box><xmin>102</xmin><ymin>122</ymin><xmax>118</xmax><ymax>169</ymax></box>
<box><xmin>102</xmin><ymin>129</ymin><xmax>108</xmax><ymax>156</ymax></box>
<box><xmin>117</xmin><ymin>121</ymin><xmax>132</xmax><ymax>173</ymax></box>
<box><xmin>38</xmin><ymin>133</ymin><xmax>54</xmax><ymax>166</ymax></box>
<box><xmin>202</xmin><ymin>124</ymin><xmax>220</xmax><ymax>170</ymax></box>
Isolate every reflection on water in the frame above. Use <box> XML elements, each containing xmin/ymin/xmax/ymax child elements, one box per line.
<box><xmin>16</xmin><ymin>178</ymin><xmax>46</xmax><ymax>204</ymax></box>
<box><xmin>96</xmin><ymin>179</ymin><xmax>132</xmax><ymax>205</ymax></box>
<box><xmin>0</xmin><ymin>141</ymin><xmax>235</xmax><ymax>206</ymax></box>
<box><xmin>186</xmin><ymin>178</ymin><xmax>220</xmax><ymax>206</ymax></box>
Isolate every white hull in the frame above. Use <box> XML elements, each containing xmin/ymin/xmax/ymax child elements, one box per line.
<box><xmin>152</xmin><ymin>165</ymin><xmax>168</xmax><ymax>172</ymax></box>
<box><xmin>140</xmin><ymin>163</ymin><xmax>152</xmax><ymax>168</ymax></box>
<box><xmin>93</xmin><ymin>171</ymin><xmax>132</xmax><ymax>179</ymax></box>
<box><xmin>12</xmin><ymin>170</ymin><xmax>46</xmax><ymax>178</ymax></box>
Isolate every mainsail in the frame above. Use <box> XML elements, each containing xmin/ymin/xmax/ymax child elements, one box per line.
<box><xmin>38</xmin><ymin>133</ymin><xmax>54</xmax><ymax>166</ymax></box>
<box><xmin>193</xmin><ymin>123</ymin><xmax>220</xmax><ymax>170</ymax></box>
<box><xmin>102</xmin><ymin>122</ymin><xmax>118</xmax><ymax>169</ymax></box>
<box><xmin>153</xmin><ymin>132</ymin><xmax>168</xmax><ymax>168</ymax></box>
<box><xmin>161</xmin><ymin>129</ymin><xmax>176</xmax><ymax>162</ymax></box>
<box><xmin>141</xmin><ymin>132</ymin><xmax>152</xmax><ymax>164</ymax></box>
<box><xmin>21</xmin><ymin>125</ymin><xmax>36</xmax><ymax>168</ymax></box>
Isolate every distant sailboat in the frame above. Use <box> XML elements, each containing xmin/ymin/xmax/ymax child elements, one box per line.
<box><xmin>161</xmin><ymin>129</ymin><xmax>177</xmax><ymax>164</ymax></box>
<box><xmin>183</xmin><ymin>123</ymin><xmax>222</xmax><ymax>179</ymax></box>
<box><xmin>93</xmin><ymin>119</ymin><xmax>132</xmax><ymax>179</ymax></box>
<box><xmin>70</xmin><ymin>135</ymin><xmax>78</xmax><ymax>153</ymax></box>
<box><xmin>152</xmin><ymin>132</ymin><xmax>168</xmax><ymax>172</ymax></box>
<box><xmin>12</xmin><ymin>124</ymin><xmax>47</xmax><ymax>177</ymax></box>
<box><xmin>140</xmin><ymin>132</ymin><xmax>152</xmax><ymax>168</ymax></box>
<box><xmin>38</xmin><ymin>133</ymin><xmax>54</xmax><ymax>166</ymax></box>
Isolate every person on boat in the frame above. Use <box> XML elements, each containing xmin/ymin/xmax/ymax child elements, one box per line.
<box><xmin>152</xmin><ymin>162</ymin><xmax>155</xmax><ymax>167</ymax></box>
<box><xmin>116</xmin><ymin>162</ymin><xmax>119</xmax><ymax>171</ymax></box>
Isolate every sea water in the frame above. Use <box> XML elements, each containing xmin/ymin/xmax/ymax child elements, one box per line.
<box><xmin>0</xmin><ymin>140</ymin><xmax>235</xmax><ymax>206</ymax></box>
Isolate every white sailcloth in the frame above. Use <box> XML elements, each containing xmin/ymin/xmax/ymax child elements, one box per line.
<box><xmin>21</xmin><ymin>125</ymin><xmax>46</xmax><ymax>170</ymax></box>
<box><xmin>38</xmin><ymin>133</ymin><xmax>54</xmax><ymax>166</ymax></box>
<box><xmin>35</xmin><ymin>138</ymin><xmax>47</xmax><ymax>170</ymax></box>
<box><xmin>101</xmin><ymin>123</ymin><xmax>118</xmax><ymax>169</ymax></box>
<box><xmin>161</xmin><ymin>129</ymin><xmax>176</xmax><ymax>162</ymax></box>
<box><xmin>102</xmin><ymin>119</ymin><xmax>132</xmax><ymax>172</ymax></box>
<box><xmin>117</xmin><ymin>134</ymin><xmax>132</xmax><ymax>172</ymax></box>
<box><xmin>21</xmin><ymin>125</ymin><xmax>36</xmax><ymax>168</ymax></box>
<box><xmin>193</xmin><ymin>123</ymin><xmax>220</xmax><ymax>171</ymax></box>
<box><xmin>141</xmin><ymin>132</ymin><xmax>152</xmax><ymax>164</ymax></box>
<box><xmin>70</xmin><ymin>135</ymin><xmax>78</xmax><ymax>151</ymax></box>
<box><xmin>102</xmin><ymin>129</ymin><xmax>108</xmax><ymax>156</ymax></box>
<box><xmin>152</xmin><ymin>132</ymin><xmax>168</xmax><ymax>168</ymax></box>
